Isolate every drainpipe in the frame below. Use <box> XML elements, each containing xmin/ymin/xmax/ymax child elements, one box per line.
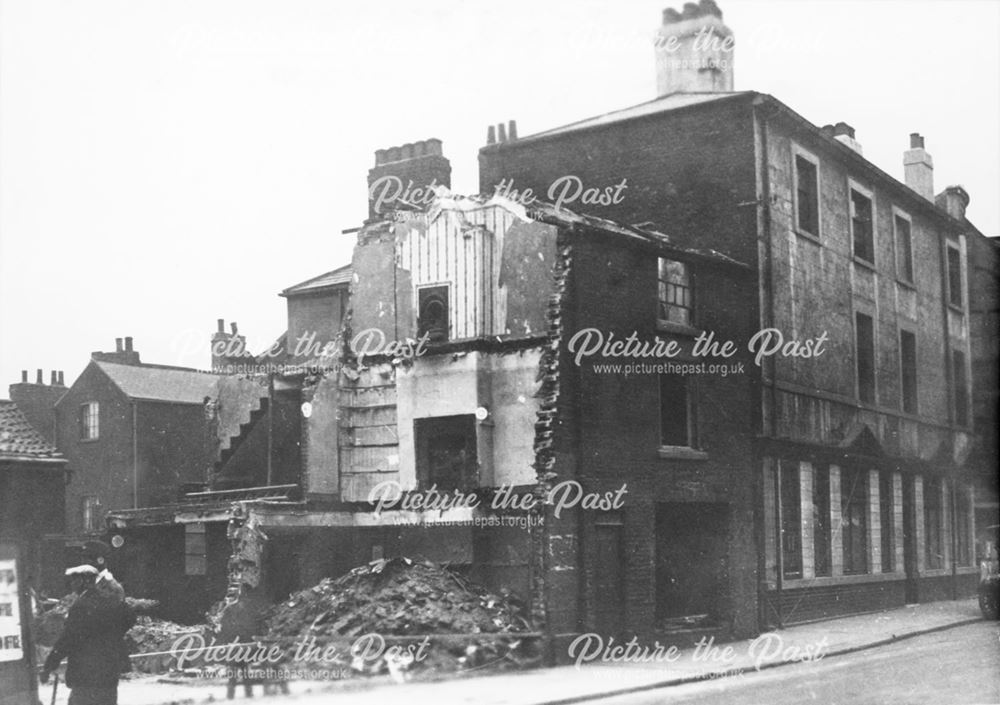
<box><xmin>754</xmin><ymin>97</ymin><xmax>781</xmax><ymax>628</ymax></box>
<box><xmin>132</xmin><ymin>402</ymin><xmax>139</xmax><ymax>509</ymax></box>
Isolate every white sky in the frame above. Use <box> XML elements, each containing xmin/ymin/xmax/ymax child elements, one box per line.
<box><xmin>1</xmin><ymin>0</ymin><xmax>998</xmax><ymax>389</ymax></box>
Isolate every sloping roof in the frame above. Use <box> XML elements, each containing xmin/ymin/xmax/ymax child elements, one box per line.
<box><xmin>504</xmin><ymin>92</ymin><xmax>750</xmax><ymax>144</ymax></box>
<box><xmin>0</xmin><ymin>400</ymin><xmax>64</xmax><ymax>462</ymax></box>
<box><xmin>95</xmin><ymin>361</ymin><xmax>220</xmax><ymax>404</ymax></box>
<box><xmin>280</xmin><ymin>264</ymin><xmax>353</xmax><ymax>297</ymax></box>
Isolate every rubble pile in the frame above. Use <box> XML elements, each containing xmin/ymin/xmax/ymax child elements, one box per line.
<box><xmin>265</xmin><ymin>557</ymin><xmax>538</xmax><ymax>675</ymax></box>
<box><xmin>126</xmin><ymin>616</ymin><xmax>207</xmax><ymax>674</ymax></box>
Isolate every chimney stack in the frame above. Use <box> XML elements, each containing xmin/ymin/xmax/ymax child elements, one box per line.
<box><xmin>91</xmin><ymin>337</ymin><xmax>141</xmax><ymax>365</ymax></box>
<box><xmin>10</xmin><ymin>369</ymin><xmax>67</xmax><ymax>443</ymax></box>
<box><xmin>832</xmin><ymin>122</ymin><xmax>863</xmax><ymax>155</ymax></box>
<box><xmin>366</xmin><ymin>138</ymin><xmax>451</xmax><ymax>221</ymax></box>
<box><xmin>655</xmin><ymin>0</ymin><xmax>734</xmax><ymax>96</ymax></box>
<box><xmin>935</xmin><ymin>185</ymin><xmax>970</xmax><ymax>221</ymax></box>
<box><xmin>211</xmin><ymin>318</ymin><xmax>251</xmax><ymax>372</ymax></box>
<box><xmin>904</xmin><ymin>132</ymin><xmax>934</xmax><ymax>201</ymax></box>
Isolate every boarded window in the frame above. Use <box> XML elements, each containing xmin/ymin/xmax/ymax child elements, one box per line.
<box><xmin>924</xmin><ymin>478</ymin><xmax>943</xmax><ymax>570</ymax></box>
<box><xmin>895</xmin><ymin>215</ymin><xmax>913</xmax><ymax>282</ymax></box>
<box><xmin>813</xmin><ymin>465</ymin><xmax>831</xmax><ymax>577</ymax></box>
<box><xmin>900</xmin><ymin>330</ymin><xmax>918</xmax><ymax>414</ymax></box>
<box><xmin>780</xmin><ymin>462</ymin><xmax>802</xmax><ymax>579</ymax></box>
<box><xmin>795</xmin><ymin>155</ymin><xmax>819</xmax><ymax>236</ymax></box>
<box><xmin>841</xmin><ymin>468</ymin><xmax>868</xmax><ymax>575</ymax></box>
<box><xmin>856</xmin><ymin>313</ymin><xmax>875</xmax><ymax>403</ymax></box>
<box><xmin>659</xmin><ymin>374</ymin><xmax>694</xmax><ymax>448</ymax></box>
<box><xmin>184</xmin><ymin>523</ymin><xmax>207</xmax><ymax>576</ymax></box>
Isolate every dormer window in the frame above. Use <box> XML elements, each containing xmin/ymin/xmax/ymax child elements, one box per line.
<box><xmin>657</xmin><ymin>258</ymin><xmax>692</xmax><ymax>327</ymax></box>
<box><xmin>418</xmin><ymin>285</ymin><xmax>450</xmax><ymax>343</ymax></box>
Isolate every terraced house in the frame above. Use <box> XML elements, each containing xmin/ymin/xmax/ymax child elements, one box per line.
<box><xmin>479</xmin><ymin>0</ymin><xmax>980</xmax><ymax>627</ymax></box>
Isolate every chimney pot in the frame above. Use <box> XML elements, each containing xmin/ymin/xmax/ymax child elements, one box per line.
<box><xmin>230</xmin><ymin>322</ymin><xmax>238</xmax><ymax>335</ymax></box>
<box><xmin>115</xmin><ymin>338</ymin><xmax>123</xmax><ymax>352</ymax></box>
<box><xmin>487</xmin><ymin>125</ymin><xmax>496</xmax><ymax>144</ymax></box>
<box><xmin>36</xmin><ymin>369</ymin><xmax>43</xmax><ymax>384</ymax></box>
<box><xmin>910</xmin><ymin>132</ymin><xmax>924</xmax><ymax>149</ymax></box>
<box><xmin>21</xmin><ymin>370</ymin><xmax>27</xmax><ymax>383</ymax></box>
<box><xmin>508</xmin><ymin>120</ymin><xmax>518</xmax><ymax>140</ymax></box>
<box><xmin>50</xmin><ymin>371</ymin><xmax>57</xmax><ymax>385</ymax></box>
<box><xmin>833</xmin><ymin>122</ymin><xmax>855</xmax><ymax>139</ymax></box>
<box><xmin>497</xmin><ymin>122</ymin><xmax>508</xmax><ymax>143</ymax></box>
<box><xmin>58</xmin><ymin>371</ymin><xmax>64</xmax><ymax>386</ymax></box>
<box><xmin>125</xmin><ymin>336</ymin><xmax>133</xmax><ymax>352</ymax></box>
<box><xmin>656</xmin><ymin>2</ymin><xmax>734</xmax><ymax>96</ymax></box>
<box><xmin>217</xmin><ymin>318</ymin><xmax>225</xmax><ymax>333</ymax></box>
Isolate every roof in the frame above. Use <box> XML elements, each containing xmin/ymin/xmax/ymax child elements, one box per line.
<box><xmin>0</xmin><ymin>400</ymin><xmax>65</xmax><ymax>463</ymax></box>
<box><xmin>514</xmin><ymin>91</ymin><xmax>749</xmax><ymax>143</ymax></box>
<box><xmin>95</xmin><ymin>360</ymin><xmax>220</xmax><ymax>404</ymax></box>
<box><xmin>280</xmin><ymin>264</ymin><xmax>353</xmax><ymax>297</ymax></box>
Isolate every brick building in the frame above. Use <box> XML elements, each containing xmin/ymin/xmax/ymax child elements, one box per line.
<box><xmin>479</xmin><ymin>0</ymin><xmax>981</xmax><ymax>626</ymax></box>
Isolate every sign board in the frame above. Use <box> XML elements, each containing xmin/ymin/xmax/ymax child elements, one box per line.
<box><xmin>0</xmin><ymin>559</ymin><xmax>23</xmax><ymax>662</ymax></box>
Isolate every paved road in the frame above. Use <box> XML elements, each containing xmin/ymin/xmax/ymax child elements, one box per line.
<box><xmin>591</xmin><ymin>621</ymin><xmax>1000</xmax><ymax>705</ymax></box>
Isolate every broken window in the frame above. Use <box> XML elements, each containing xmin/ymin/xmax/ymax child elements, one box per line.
<box><xmin>659</xmin><ymin>374</ymin><xmax>694</xmax><ymax>447</ymax></box>
<box><xmin>841</xmin><ymin>467</ymin><xmax>868</xmax><ymax>575</ymax></box>
<box><xmin>657</xmin><ymin>258</ymin><xmax>693</xmax><ymax>327</ymax></box>
<box><xmin>850</xmin><ymin>187</ymin><xmax>874</xmax><ymax>264</ymax></box>
<box><xmin>79</xmin><ymin>401</ymin><xmax>99</xmax><ymax>440</ymax></box>
<box><xmin>417</xmin><ymin>285</ymin><xmax>449</xmax><ymax>342</ymax></box>
<box><xmin>415</xmin><ymin>415</ymin><xmax>477</xmax><ymax>491</ymax></box>
<box><xmin>795</xmin><ymin>154</ymin><xmax>819</xmax><ymax>236</ymax></box>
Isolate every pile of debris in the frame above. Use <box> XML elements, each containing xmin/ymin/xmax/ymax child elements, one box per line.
<box><xmin>265</xmin><ymin>557</ymin><xmax>538</xmax><ymax>676</ymax></box>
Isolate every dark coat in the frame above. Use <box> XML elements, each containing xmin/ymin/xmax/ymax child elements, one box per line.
<box><xmin>44</xmin><ymin>588</ymin><xmax>135</xmax><ymax>688</ymax></box>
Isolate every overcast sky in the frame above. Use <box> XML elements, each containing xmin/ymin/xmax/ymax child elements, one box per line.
<box><xmin>1</xmin><ymin>0</ymin><xmax>998</xmax><ymax>389</ymax></box>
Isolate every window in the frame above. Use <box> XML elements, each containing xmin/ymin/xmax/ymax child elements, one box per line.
<box><xmin>900</xmin><ymin>330</ymin><xmax>918</xmax><ymax>414</ymax></box>
<box><xmin>657</xmin><ymin>258</ymin><xmax>693</xmax><ymax>327</ymax></box>
<box><xmin>841</xmin><ymin>468</ymin><xmax>868</xmax><ymax>575</ymax></box>
<box><xmin>659</xmin><ymin>374</ymin><xmax>695</xmax><ymax>448</ymax></box>
<box><xmin>879</xmin><ymin>473</ymin><xmax>895</xmax><ymax>572</ymax></box>
<box><xmin>79</xmin><ymin>401</ymin><xmax>99</xmax><ymax>440</ymax></box>
<box><xmin>795</xmin><ymin>153</ymin><xmax>819</xmax><ymax>236</ymax></box>
<box><xmin>414</xmin><ymin>415</ymin><xmax>477</xmax><ymax>491</ymax></box>
<box><xmin>780</xmin><ymin>461</ymin><xmax>802</xmax><ymax>579</ymax></box>
<box><xmin>82</xmin><ymin>496</ymin><xmax>102</xmax><ymax>534</ymax></box>
<box><xmin>184</xmin><ymin>523</ymin><xmax>207</xmax><ymax>576</ymax></box>
<box><xmin>894</xmin><ymin>213</ymin><xmax>914</xmax><ymax>283</ymax></box>
<box><xmin>855</xmin><ymin>313</ymin><xmax>875</xmax><ymax>403</ymax></box>
<box><xmin>956</xmin><ymin>486</ymin><xmax>972</xmax><ymax>567</ymax></box>
<box><xmin>417</xmin><ymin>285</ymin><xmax>449</xmax><ymax>342</ymax></box>
<box><xmin>946</xmin><ymin>244</ymin><xmax>963</xmax><ymax>309</ymax></box>
<box><xmin>813</xmin><ymin>465</ymin><xmax>831</xmax><ymax>576</ymax></box>
<box><xmin>952</xmin><ymin>349</ymin><xmax>969</xmax><ymax>426</ymax></box>
<box><xmin>924</xmin><ymin>477</ymin><xmax>943</xmax><ymax>569</ymax></box>
<box><xmin>850</xmin><ymin>187</ymin><xmax>874</xmax><ymax>264</ymax></box>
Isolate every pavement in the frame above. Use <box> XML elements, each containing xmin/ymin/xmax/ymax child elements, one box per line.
<box><xmin>41</xmin><ymin>598</ymin><xmax>986</xmax><ymax>705</ymax></box>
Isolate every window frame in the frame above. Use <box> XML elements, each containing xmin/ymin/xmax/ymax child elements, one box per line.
<box><xmin>899</xmin><ymin>328</ymin><xmax>918</xmax><ymax>415</ymax></box>
<box><xmin>82</xmin><ymin>495</ymin><xmax>102</xmax><ymax>534</ymax></box>
<box><xmin>924</xmin><ymin>477</ymin><xmax>944</xmax><ymax>570</ymax></box>
<box><xmin>79</xmin><ymin>401</ymin><xmax>99</xmax><ymax>441</ymax></box>
<box><xmin>658</xmin><ymin>373</ymin><xmax>697</xmax><ymax>451</ymax></box>
<box><xmin>849</xmin><ymin>180</ymin><xmax>875</xmax><ymax>267</ymax></box>
<box><xmin>416</xmin><ymin>283</ymin><xmax>451</xmax><ymax>343</ymax></box>
<box><xmin>813</xmin><ymin>464</ymin><xmax>832</xmax><ymax>577</ymax></box>
<box><xmin>945</xmin><ymin>241</ymin><xmax>964</xmax><ymax>311</ymax></box>
<box><xmin>854</xmin><ymin>311</ymin><xmax>876</xmax><ymax>404</ymax></box>
<box><xmin>414</xmin><ymin>414</ymin><xmax>479</xmax><ymax>492</ymax></box>
<box><xmin>840</xmin><ymin>467</ymin><xmax>869</xmax><ymax>575</ymax></box>
<box><xmin>780</xmin><ymin>461</ymin><xmax>803</xmax><ymax>580</ymax></box>
<box><xmin>792</xmin><ymin>144</ymin><xmax>821</xmax><ymax>240</ymax></box>
<box><xmin>892</xmin><ymin>207</ymin><xmax>914</xmax><ymax>285</ymax></box>
<box><xmin>656</xmin><ymin>257</ymin><xmax>695</xmax><ymax>331</ymax></box>
<box><xmin>879</xmin><ymin>472</ymin><xmax>895</xmax><ymax>573</ymax></box>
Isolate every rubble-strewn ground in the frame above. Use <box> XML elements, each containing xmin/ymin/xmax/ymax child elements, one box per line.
<box><xmin>265</xmin><ymin>557</ymin><xmax>540</xmax><ymax>676</ymax></box>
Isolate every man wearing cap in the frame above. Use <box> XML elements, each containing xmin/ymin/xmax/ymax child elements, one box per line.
<box><xmin>41</xmin><ymin>564</ymin><xmax>135</xmax><ymax>705</ymax></box>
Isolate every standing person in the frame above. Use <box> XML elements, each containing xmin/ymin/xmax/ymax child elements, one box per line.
<box><xmin>40</xmin><ymin>565</ymin><xmax>135</xmax><ymax>705</ymax></box>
